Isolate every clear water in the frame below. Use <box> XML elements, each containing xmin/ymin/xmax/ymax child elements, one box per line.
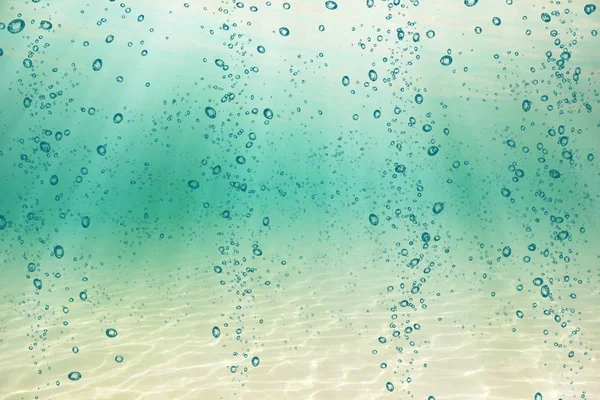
<box><xmin>0</xmin><ymin>0</ymin><xmax>599</xmax><ymax>399</ymax></box>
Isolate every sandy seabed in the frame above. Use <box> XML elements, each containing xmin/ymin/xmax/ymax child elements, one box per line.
<box><xmin>0</xmin><ymin>250</ymin><xmax>598</xmax><ymax>400</ymax></box>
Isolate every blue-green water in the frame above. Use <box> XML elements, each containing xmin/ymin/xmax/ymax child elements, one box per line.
<box><xmin>0</xmin><ymin>0</ymin><xmax>599</xmax><ymax>399</ymax></box>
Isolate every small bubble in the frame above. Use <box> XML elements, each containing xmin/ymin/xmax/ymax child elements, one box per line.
<box><xmin>212</xmin><ymin>326</ymin><xmax>221</xmax><ymax>338</ymax></box>
<box><xmin>368</xmin><ymin>69</ymin><xmax>378</xmax><ymax>82</ymax></box>
<box><xmin>440</xmin><ymin>55</ymin><xmax>453</xmax><ymax>66</ymax></box>
<box><xmin>40</xmin><ymin>20</ymin><xmax>53</xmax><ymax>30</ymax></box>
<box><xmin>54</xmin><ymin>245</ymin><xmax>64</xmax><ymax>259</ymax></box>
<box><xmin>68</xmin><ymin>371</ymin><xmax>82</xmax><ymax>381</ymax></box>
<box><xmin>427</xmin><ymin>146</ymin><xmax>439</xmax><ymax>156</ymax></box>
<box><xmin>549</xmin><ymin>169</ymin><xmax>561</xmax><ymax>179</ymax></box>
<box><xmin>368</xmin><ymin>213</ymin><xmax>379</xmax><ymax>226</ymax></box>
<box><xmin>325</xmin><ymin>1</ymin><xmax>338</xmax><ymax>10</ymax></box>
<box><xmin>205</xmin><ymin>107</ymin><xmax>217</xmax><ymax>118</ymax></box>
<box><xmin>92</xmin><ymin>59</ymin><xmax>103</xmax><ymax>72</ymax></box>
<box><xmin>7</xmin><ymin>19</ymin><xmax>25</xmax><ymax>34</ymax></box>
<box><xmin>541</xmin><ymin>13</ymin><xmax>551</xmax><ymax>23</ymax></box>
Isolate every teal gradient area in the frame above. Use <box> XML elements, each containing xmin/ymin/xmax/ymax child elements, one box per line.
<box><xmin>0</xmin><ymin>0</ymin><xmax>599</xmax><ymax>399</ymax></box>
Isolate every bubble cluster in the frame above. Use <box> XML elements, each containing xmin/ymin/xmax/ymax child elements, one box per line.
<box><xmin>0</xmin><ymin>1</ymin><xmax>597</xmax><ymax>399</ymax></box>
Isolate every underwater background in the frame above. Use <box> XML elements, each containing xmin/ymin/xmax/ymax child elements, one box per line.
<box><xmin>0</xmin><ymin>0</ymin><xmax>599</xmax><ymax>399</ymax></box>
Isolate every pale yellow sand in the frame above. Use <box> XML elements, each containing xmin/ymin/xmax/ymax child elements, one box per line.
<box><xmin>1</xmin><ymin>250</ymin><xmax>598</xmax><ymax>400</ymax></box>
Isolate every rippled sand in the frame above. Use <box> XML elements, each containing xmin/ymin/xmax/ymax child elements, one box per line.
<box><xmin>1</xmin><ymin>249</ymin><xmax>598</xmax><ymax>400</ymax></box>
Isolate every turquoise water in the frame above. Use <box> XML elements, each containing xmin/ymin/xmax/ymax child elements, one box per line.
<box><xmin>0</xmin><ymin>0</ymin><xmax>599</xmax><ymax>399</ymax></box>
